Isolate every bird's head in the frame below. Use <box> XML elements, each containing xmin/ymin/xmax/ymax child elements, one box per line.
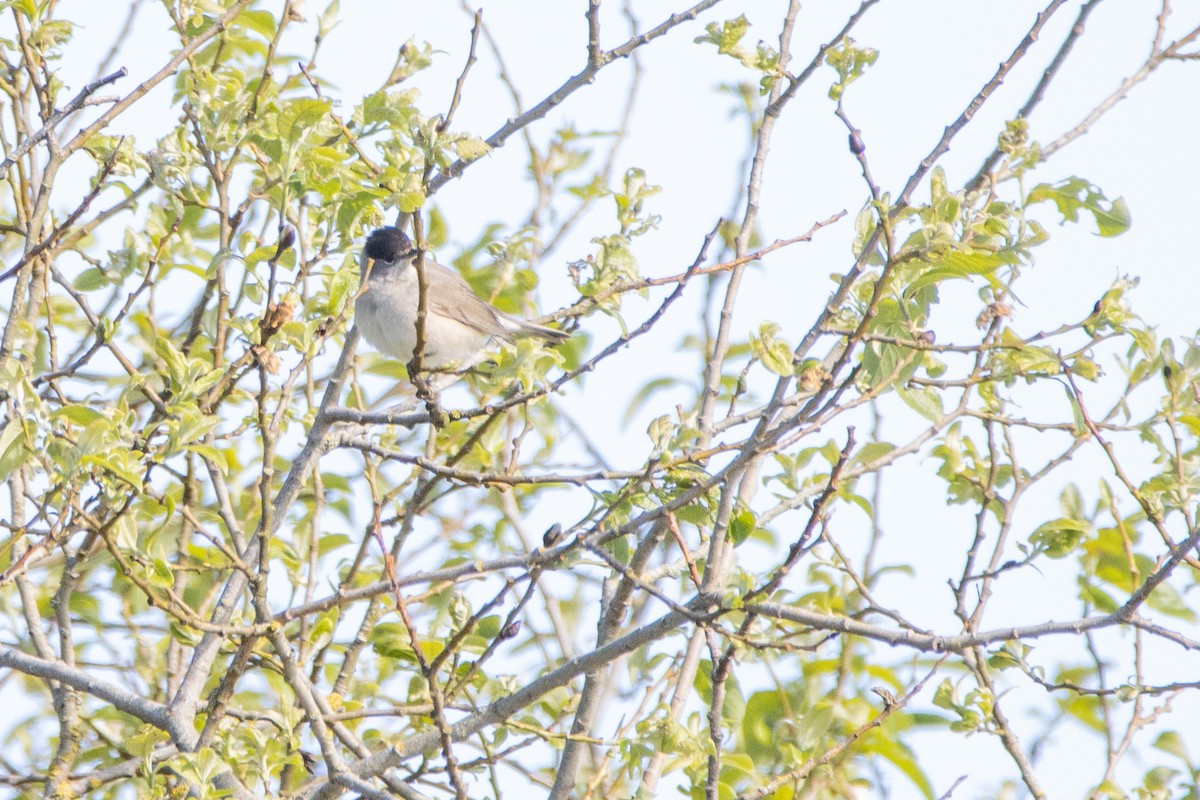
<box><xmin>362</xmin><ymin>227</ymin><xmax>415</xmax><ymax>271</ymax></box>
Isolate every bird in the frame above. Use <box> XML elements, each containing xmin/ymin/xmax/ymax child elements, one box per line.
<box><xmin>355</xmin><ymin>226</ymin><xmax>569</xmax><ymax>368</ymax></box>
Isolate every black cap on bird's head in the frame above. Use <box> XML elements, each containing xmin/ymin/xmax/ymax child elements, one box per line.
<box><xmin>364</xmin><ymin>227</ymin><xmax>414</xmax><ymax>264</ymax></box>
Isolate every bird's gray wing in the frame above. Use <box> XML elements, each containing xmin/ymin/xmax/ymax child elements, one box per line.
<box><xmin>423</xmin><ymin>261</ymin><xmax>515</xmax><ymax>342</ymax></box>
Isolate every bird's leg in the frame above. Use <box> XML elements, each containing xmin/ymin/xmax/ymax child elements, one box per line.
<box><xmin>408</xmin><ymin>359</ymin><xmax>448</xmax><ymax>427</ymax></box>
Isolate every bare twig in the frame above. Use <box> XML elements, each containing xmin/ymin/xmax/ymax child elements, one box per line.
<box><xmin>0</xmin><ymin>68</ymin><xmax>127</xmax><ymax>179</ymax></box>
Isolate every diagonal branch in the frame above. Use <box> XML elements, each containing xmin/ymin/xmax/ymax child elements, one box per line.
<box><xmin>427</xmin><ymin>0</ymin><xmax>725</xmax><ymax>192</ymax></box>
<box><xmin>0</xmin><ymin>67</ymin><xmax>127</xmax><ymax>178</ymax></box>
<box><xmin>0</xmin><ymin>646</ymin><xmax>170</xmax><ymax>728</ymax></box>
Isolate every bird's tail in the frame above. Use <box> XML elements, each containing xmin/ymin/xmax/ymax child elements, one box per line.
<box><xmin>508</xmin><ymin>317</ymin><xmax>570</xmax><ymax>344</ymax></box>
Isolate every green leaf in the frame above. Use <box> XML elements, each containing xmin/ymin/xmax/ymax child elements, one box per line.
<box><xmin>742</xmin><ymin>690</ymin><xmax>782</xmax><ymax>761</ymax></box>
<box><xmin>205</xmin><ymin>248</ymin><xmax>242</xmax><ymax>279</ymax></box>
<box><xmin>451</xmin><ymin>136</ymin><xmax>491</xmax><ymax>161</ymax></box>
<box><xmin>30</xmin><ymin>19</ymin><xmax>74</xmax><ymax>52</ymax></box>
<box><xmin>1063</xmin><ymin>383</ymin><xmax>1088</xmax><ymax>437</ymax></box>
<box><xmin>154</xmin><ymin>336</ymin><xmax>188</xmax><ymax>387</ymax></box>
<box><xmin>84</xmin><ymin>449</ymin><xmax>145</xmax><ymax>488</ymax></box>
<box><xmin>605</xmin><ymin>533</ymin><xmax>631</xmax><ymax>564</ymax></box>
<box><xmin>171</xmin><ymin>406</ymin><xmax>220</xmax><ymax>449</ymax></box>
<box><xmin>1078</xmin><ymin>579</ymin><xmax>1119</xmax><ymax>613</ymax></box>
<box><xmin>278</xmin><ymin>98</ymin><xmax>331</xmax><ymax>144</ymax></box>
<box><xmin>675</xmin><ymin>501</ymin><xmax>712</xmax><ymax>527</ymax></box>
<box><xmin>475</xmin><ymin>615</ymin><xmax>501</xmax><ymax>640</ymax></box>
<box><xmin>308</xmin><ymin>613</ymin><xmax>335</xmax><ymax>650</ymax></box>
<box><xmin>239</xmin><ymin>9</ymin><xmax>276</xmax><ymax>40</ymax></box>
<box><xmin>729</xmin><ymin>508</ymin><xmax>756</xmax><ymax>547</ymax></box>
<box><xmin>52</xmin><ymin>405</ymin><xmax>107</xmax><ymax>427</ymax></box>
<box><xmin>171</xmin><ymin>747</ymin><xmax>229</xmax><ymax>790</ymax></box>
<box><xmin>793</xmin><ymin>704</ymin><xmax>833</xmax><ymax>750</ymax></box>
<box><xmin>371</xmin><ymin>622</ymin><xmax>415</xmax><ymax>661</ymax></box>
<box><xmin>1152</xmin><ymin>730</ymin><xmax>1191</xmax><ymax>763</ymax></box>
<box><xmin>318</xmin><ymin>0</ymin><xmax>341</xmax><ymax>38</ymax></box>
<box><xmin>149</xmin><ymin>559</ymin><xmax>174</xmax><ymax>588</ymax></box>
<box><xmin>854</xmin><ymin>441</ymin><xmax>895</xmax><ymax>466</ymax></box>
<box><xmin>694</xmin><ymin>15</ymin><xmax>751</xmax><ymax>60</ymax></box>
<box><xmin>1145</xmin><ymin>581</ymin><xmax>1197</xmax><ymax>622</ymax></box>
<box><xmin>647</xmin><ymin>414</ymin><xmax>674</xmax><ymax>456</ymax></box>
<box><xmin>125</xmin><ymin>726</ymin><xmax>169</xmax><ymax>759</ymax></box>
<box><xmin>896</xmin><ymin>385</ymin><xmax>943</xmax><ymax>422</ymax></box>
<box><xmin>241</xmin><ymin>244</ymin><xmax>277</xmax><ymax>271</ymax></box>
<box><xmin>1029</xmin><ymin>517</ymin><xmax>1090</xmax><ymax>558</ymax></box>
<box><xmin>183</xmin><ymin>444</ymin><xmax>227</xmax><ymax>473</ymax></box>
<box><xmin>397</xmin><ymin>189</ymin><xmax>425</xmax><ymax>212</ymax></box>
<box><xmin>825</xmin><ymin>38</ymin><xmax>879</xmax><ymax>99</ymax></box>
<box><xmin>326</xmin><ymin>261</ymin><xmax>357</xmax><ymax>315</ymax></box>
<box><xmin>1070</xmin><ymin>355</ymin><xmax>1100</xmax><ymax>381</ymax></box>
<box><xmin>932</xmin><ymin>679</ymin><xmax>957</xmax><ymax>710</ymax></box>
<box><xmin>11</xmin><ymin>0</ymin><xmax>37</xmax><ymax>20</ymax></box>
<box><xmin>316</xmin><ymin>533</ymin><xmax>352</xmax><ymax>557</ymax></box>
<box><xmin>73</xmin><ymin>267</ymin><xmax>109</xmax><ymax>292</ymax></box>
<box><xmin>752</xmin><ymin>322</ymin><xmax>794</xmax><ymax>376</ymax></box>
<box><xmin>0</xmin><ymin>420</ymin><xmax>32</xmax><ymax>482</ymax></box>
<box><xmin>987</xmin><ymin>641</ymin><xmax>1030</xmax><ymax>670</ymax></box>
<box><xmin>719</xmin><ymin>752</ymin><xmax>756</xmax><ymax>783</ymax></box>
<box><xmin>1027</xmin><ymin>177</ymin><xmax>1131</xmax><ymax>237</ymax></box>
<box><xmin>113</xmin><ymin>514</ymin><xmax>137</xmax><ymax>550</ymax></box>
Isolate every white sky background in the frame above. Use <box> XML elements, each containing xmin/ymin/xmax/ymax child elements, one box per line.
<box><xmin>14</xmin><ymin>0</ymin><xmax>1200</xmax><ymax>797</ymax></box>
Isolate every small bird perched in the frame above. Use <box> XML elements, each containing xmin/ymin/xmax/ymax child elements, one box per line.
<box><xmin>355</xmin><ymin>227</ymin><xmax>569</xmax><ymax>368</ymax></box>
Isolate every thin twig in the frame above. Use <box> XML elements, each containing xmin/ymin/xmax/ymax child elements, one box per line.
<box><xmin>0</xmin><ymin>68</ymin><xmax>127</xmax><ymax>179</ymax></box>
